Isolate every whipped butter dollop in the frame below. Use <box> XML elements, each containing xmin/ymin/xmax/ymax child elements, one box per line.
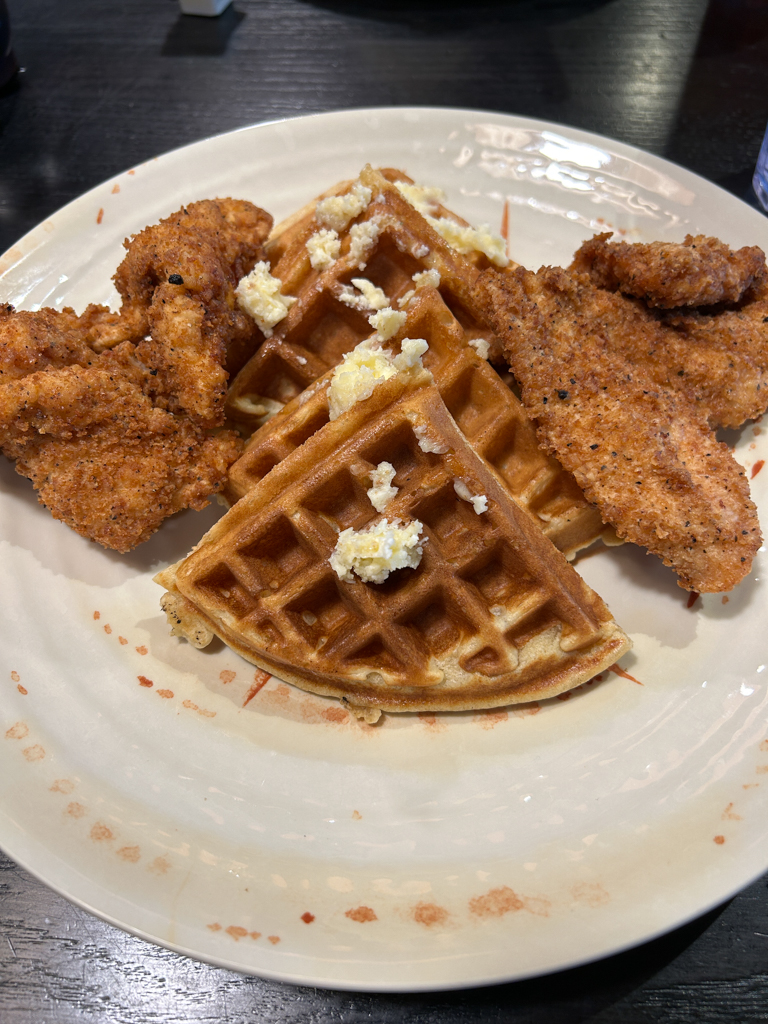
<box><xmin>316</xmin><ymin>182</ymin><xmax>372</xmax><ymax>232</ymax></box>
<box><xmin>330</xmin><ymin>518</ymin><xmax>424</xmax><ymax>584</ymax></box>
<box><xmin>327</xmin><ymin>336</ymin><xmax>428</xmax><ymax>420</ymax></box>
<box><xmin>395</xmin><ymin>180</ymin><xmax>509</xmax><ymax>267</ymax></box>
<box><xmin>236</xmin><ymin>262</ymin><xmax>296</xmax><ymax>337</ymax></box>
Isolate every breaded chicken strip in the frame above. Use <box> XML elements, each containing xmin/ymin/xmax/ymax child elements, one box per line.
<box><xmin>556</xmin><ymin>275</ymin><xmax>768</xmax><ymax>430</ymax></box>
<box><xmin>114</xmin><ymin>197</ymin><xmax>270</xmax><ymax>321</ymax></box>
<box><xmin>654</xmin><ymin>275</ymin><xmax>768</xmax><ymax>427</ymax></box>
<box><xmin>572</xmin><ymin>232</ymin><xmax>767</xmax><ymax>308</ymax></box>
<box><xmin>0</xmin><ymin>199</ymin><xmax>272</xmax><ymax>421</ymax></box>
<box><xmin>112</xmin><ymin>198</ymin><xmax>273</xmax><ymax>426</ymax></box>
<box><xmin>0</xmin><ymin>198</ymin><xmax>271</xmax><ymax>550</ymax></box>
<box><xmin>479</xmin><ymin>265</ymin><xmax>762</xmax><ymax>593</ymax></box>
<box><xmin>0</xmin><ymin>303</ymin><xmax>125</xmax><ymax>381</ymax></box>
<box><xmin>0</xmin><ymin>345</ymin><xmax>242</xmax><ymax>552</ymax></box>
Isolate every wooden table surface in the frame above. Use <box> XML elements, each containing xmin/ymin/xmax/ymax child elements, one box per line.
<box><xmin>1</xmin><ymin>0</ymin><xmax>767</xmax><ymax>1020</ymax></box>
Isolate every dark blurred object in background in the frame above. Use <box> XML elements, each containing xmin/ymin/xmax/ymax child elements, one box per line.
<box><xmin>0</xmin><ymin>0</ymin><xmax>18</xmax><ymax>90</ymax></box>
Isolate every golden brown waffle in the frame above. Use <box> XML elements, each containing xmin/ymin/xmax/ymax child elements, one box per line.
<box><xmin>225</xmin><ymin>288</ymin><xmax>616</xmax><ymax>559</ymax></box>
<box><xmin>263</xmin><ymin>167</ymin><xmax>486</xmax><ymax>275</ymax></box>
<box><xmin>224</xmin><ymin>165</ymin><xmax>503</xmax><ymax>433</ymax></box>
<box><xmin>157</xmin><ymin>363</ymin><xmax>630</xmax><ymax>719</ymax></box>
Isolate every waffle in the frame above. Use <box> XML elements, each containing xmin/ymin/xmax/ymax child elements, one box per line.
<box><xmin>224</xmin><ymin>165</ymin><xmax>504</xmax><ymax>434</ymax></box>
<box><xmin>225</xmin><ymin>288</ymin><xmax>615</xmax><ymax>558</ymax></box>
<box><xmin>156</xmin><ymin>361</ymin><xmax>630</xmax><ymax>719</ymax></box>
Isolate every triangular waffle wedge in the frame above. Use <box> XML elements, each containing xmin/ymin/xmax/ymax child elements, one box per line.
<box><xmin>264</xmin><ymin>167</ymin><xmax>483</xmax><ymax>263</ymax></box>
<box><xmin>157</xmin><ymin>358</ymin><xmax>630</xmax><ymax>719</ymax></box>
<box><xmin>224</xmin><ymin>165</ymin><xmax>506</xmax><ymax>433</ymax></box>
<box><xmin>225</xmin><ymin>288</ymin><xmax>615</xmax><ymax>559</ymax></box>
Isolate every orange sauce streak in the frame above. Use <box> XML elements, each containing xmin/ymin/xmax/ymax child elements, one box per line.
<box><xmin>243</xmin><ymin>670</ymin><xmax>271</xmax><ymax>707</ymax></box>
<box><xmin>751</xmin><ymin>459</ymin><xmax>765</xmax><ymax>479</ymax></box>
<box><xmin>609</xmin><ymin>663</ymin><xmax>643</xmax><ymax>685</ymax></box>
<box><xmin>500</xmin><ymin>199</ymin><xmax>510</xmax><ymax>258</ymax></box>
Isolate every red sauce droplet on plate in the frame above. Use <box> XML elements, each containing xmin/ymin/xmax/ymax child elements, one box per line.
<box><xmin>117</xmin><ymin>845</ymin><xmax>140</xmax><ymax>863</ymax></box>
<box><xmin>346</xmin><ymin>906</ymin><xmax>377</xmax><ymax>923</ymax></box>
<box><xmin>412</xmin><ymin>902</ymin><xmax>449</xmax><ymax>927</ymax></box>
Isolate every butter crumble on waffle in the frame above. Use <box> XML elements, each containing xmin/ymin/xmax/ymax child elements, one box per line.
<box><xmin>156</xmin><ymin>347</ymin><xmax>630</xmax><ymax>721</ymax></box>
<box><xmin>226</xmin><ymin>288</ymin><xmax>615</xmax><ymax>559</ymax></box>
<box><xmin>224</xmin><ymin>165</ymin><xmax>506</xmax><ymax>434</ymax></box>
<box><xmin>225</xmin><ymin>165</ymin><xmax>617</xmax><ymax>557</ymax></box>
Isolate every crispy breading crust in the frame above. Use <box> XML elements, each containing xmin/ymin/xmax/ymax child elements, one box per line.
<box><xmin>0</xmin><ymin>345</ymin><xmax>243</xmax><ymax>551</ymax></box>
<box><xmin>0</xmin><ymin>304</ymin><xmax>125</xmax><ymax>380</ymax></box>
<box><xmin>551</xmin><ymin>271</ymin><xmax>768</xmax><ymax>431</ymax></box>
<box><xmin>479</xmin><ymin>264</ymin><xmax>763</xmax><ymax>593</ymax></box>
<box><xmin>0</xmin><ymin>198</ymin><xmax>272</xmax><ymax>551</ymax></box>
<box><xmin>113</xmin><ymin>198</ymin><xmax>273</xmax><ymax>426</ymax></box>
<box><xmin>571</xmin><ymin>232</ymin><xmax>767</xmax><ymax>308</ymax></box>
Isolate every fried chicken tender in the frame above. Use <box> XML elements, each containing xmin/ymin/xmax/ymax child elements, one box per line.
<box><xmin>479</xmin><ymin>265</ymin><xmax>762</xmax><ymax>593</ymax></box>
<box><xmin>654</xmin><ymin>274</ymin><xmax>768</xmax><ymax>428</ymax></box>
<box><xmin>110</xmin><ymin>198</ymin><xmax>273</xmax><ymax>426</ymax></box>
<box><xmin>550</xmin><ymin>274</ymin><xmax>768</xmax><ymax>430</ymax></box>
<box><xmin>0</xmin><ymin>345</ymin><xmax>242</xmax><ymax>551</ymax></box>
<box><xmin>571</xmin><ymin>232</ymin><xmax>767</xmax><ymax>308</ymax></box>
<box><xmin>0</xmin><ymin>303</ymin><xmax>127</xmax><ymax>381</ymax></box>
<box><xmin>0</xmin><ymin>198</ymin><xmax>271</xmax><ymax>550</ymax></box>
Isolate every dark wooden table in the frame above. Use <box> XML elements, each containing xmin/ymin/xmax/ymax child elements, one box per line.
<box><xmin>1</xmin><ymin>0</ymin><xmax>767</xmax><ymax>1020</ymax></box>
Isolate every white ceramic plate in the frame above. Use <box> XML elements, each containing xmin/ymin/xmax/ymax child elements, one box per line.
<box><xmin>1</xmin><ymin>108</ymin><xmax>767</xmax><ymax>993</ymax></box>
